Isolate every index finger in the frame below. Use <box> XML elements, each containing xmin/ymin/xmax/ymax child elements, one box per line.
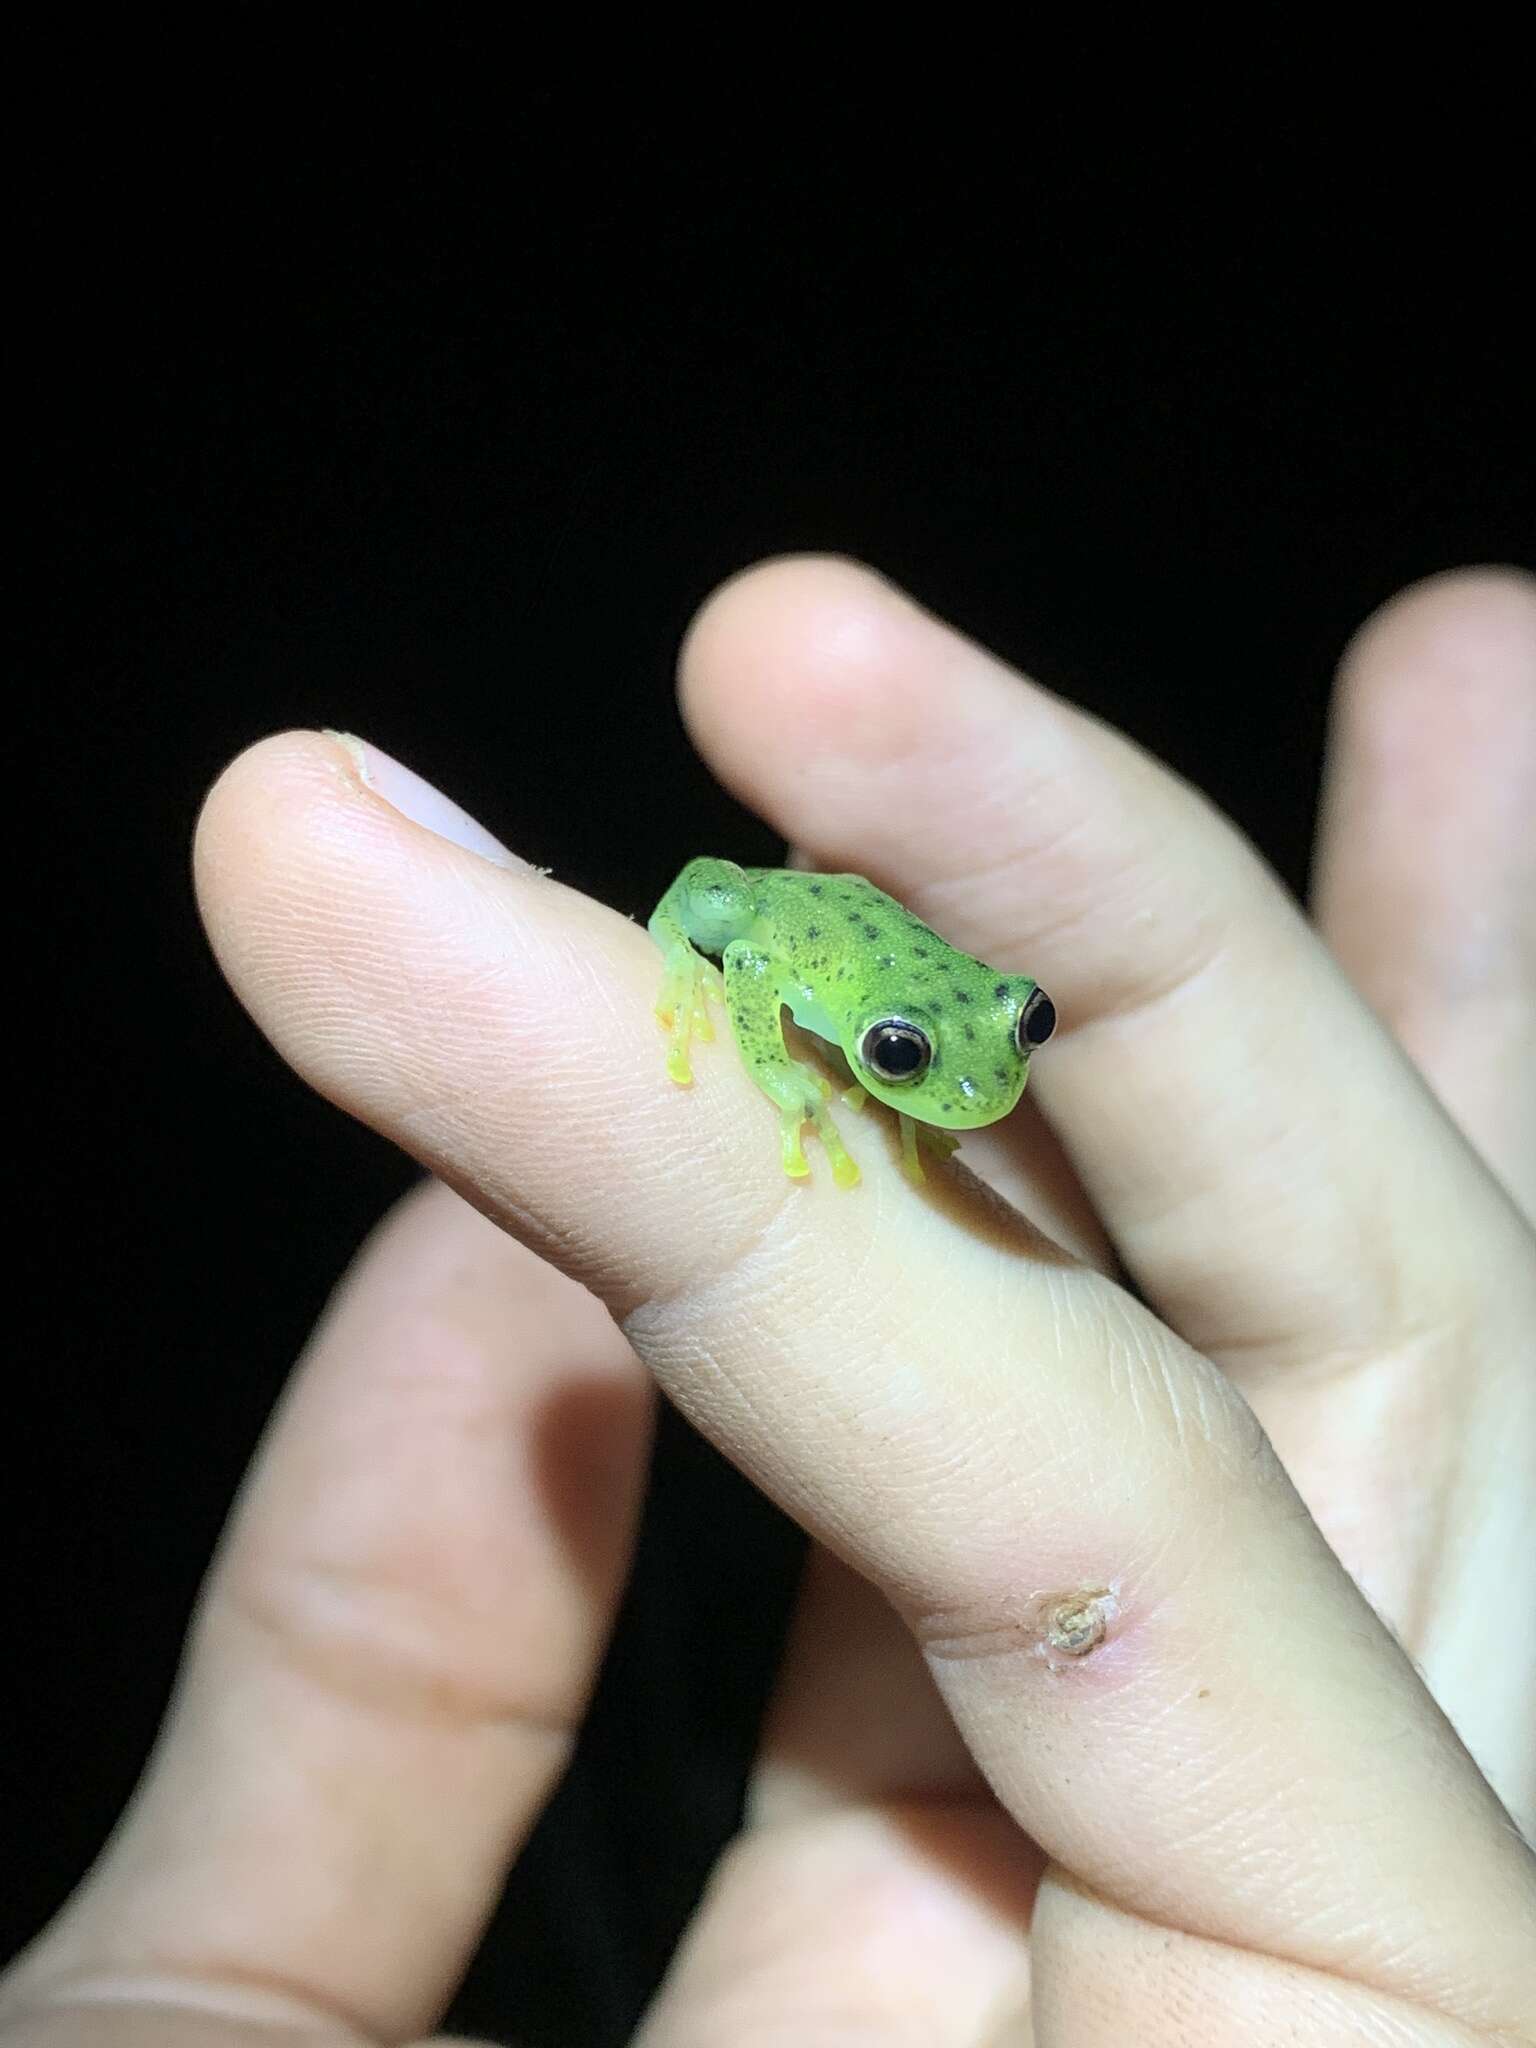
<box><xmin>194</xmin><ymin>731</ymin><xmax>1536</xmax><ymax>2039</ymax></box>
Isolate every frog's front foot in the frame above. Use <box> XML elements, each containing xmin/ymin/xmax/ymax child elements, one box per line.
<box><xmin>779</xmin><ymin>1070</ymin><xmax>861</xmax><ymax>1189</ymax></box>
<box><xmin>655</xmin><ymin>946</ymin><xmax>725</xmax><ymax>1086</ymax></box>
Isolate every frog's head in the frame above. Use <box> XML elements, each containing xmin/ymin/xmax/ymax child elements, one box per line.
<box><xmin>845</xmin><ymin>971</ymin><xmax>1056</xmax><ymax>1128</ymax></box>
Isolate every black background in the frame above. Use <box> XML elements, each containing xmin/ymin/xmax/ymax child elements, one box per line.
<box><xmin>13</xmin><ymin>29</ymin><xmax>1532</xmax><ymax>2046</ymax></box>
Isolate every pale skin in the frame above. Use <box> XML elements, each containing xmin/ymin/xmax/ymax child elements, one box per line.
<box><xmin>2</xmin><ymin>557</ymin><xmax>1532</xmax><ymax>2047</ymax></box>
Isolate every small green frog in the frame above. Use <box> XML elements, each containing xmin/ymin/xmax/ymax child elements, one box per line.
<box><xmin>649</xmin><ymin>858</ymin><xmax>1056</xmax><ymax>1188</ymax></box>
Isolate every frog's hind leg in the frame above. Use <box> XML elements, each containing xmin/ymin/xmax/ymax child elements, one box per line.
<box><xmin>651</xmin><ymin>941</ymin><xmax>724</xmax><ymax>1085</ymax></box>
<box><xmin>723</xmin><ymin>942</ymin><xmax>860</xmax><ymax>1189</ymax></box>
<box><xmin>648</xmin><ymin>865</ymin><xmax>743</xmax><ymax>1084</ymax></box>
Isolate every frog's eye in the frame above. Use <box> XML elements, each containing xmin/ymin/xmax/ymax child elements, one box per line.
<box><xmin>1017</xmin><ymin>986</ymin><xmax>1057</xmax><ymax>1050</ymax></box>
<box><xmin>859</xmin><ymin>1019</ymin><xmax>932</xmax><ymax>1085</ymax></box>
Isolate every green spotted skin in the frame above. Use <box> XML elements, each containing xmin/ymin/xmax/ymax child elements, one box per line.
<box><xmin>649</xmin><ymin>857</ymin><xmax>1052</xmax><ymax>1188</ymax></box>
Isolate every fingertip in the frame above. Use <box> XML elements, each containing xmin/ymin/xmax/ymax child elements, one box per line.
<box><xmin>678</xmin><ymin>553</ymin><xmax>941</xmax><ymax>776</ymax></box>
<box><xmin>681</xmin><ymin>552</ymin><xmax>905</xmax><ymax>681</ymax></box>
<box><xmin>1337</xmin><ymin>566</ymin><xmax>1536</xmax><ymax>748</ymax></box>
<box><xmin>194</xmin><ymin>727</ymin><xmax>351</xmax><ymax>856</ymax></box>
<box><xmin>193</xmin><ymin>728</ymin><xmax>376</xmax><ymax>957</ymax></box>
<box><xmin>1356</xmin><ymin>563</ymin><xmax>1536</xmax><ymax>636</ymax></box>
<box><xmin>196</xmin><ymin>729</ymin><xmax>525</xmax><ymax>904</ymax></box>
<box><xmin>1316</xmin><ymin>567</ymin><xmax>1536</xmax><ymax>1199</ymax></box>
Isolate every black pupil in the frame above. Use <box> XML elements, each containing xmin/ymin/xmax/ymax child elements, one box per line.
<box><xmin>871</xmin><ymin>1029</ymin><xmax>925</xmax><ymax>1077</ymax></box>
<box><xmin>1021</xmin><ymin>992</ymin><xmax>1056</xmax><ymax>1046</ymax></box>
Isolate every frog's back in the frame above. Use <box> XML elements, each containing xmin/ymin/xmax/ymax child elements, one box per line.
<box><xmin>746</xmin><ymin>868</ymin><xmax>915</xmax><ymax>956</ymax></box>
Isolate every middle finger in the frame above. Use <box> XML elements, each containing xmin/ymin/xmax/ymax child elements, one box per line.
<box><xmin>679</xmin><ymin>557</ymin><xmax>1534</xmax><ymax>1382</ymax></box>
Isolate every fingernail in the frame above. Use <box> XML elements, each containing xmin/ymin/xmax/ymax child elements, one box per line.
<box><xmin>325</xmin><ymin>731</ymin><xmax>526</xmax><ymax>870</ymax></box>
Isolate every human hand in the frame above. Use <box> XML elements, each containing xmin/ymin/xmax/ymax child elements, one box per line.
<box><xmin>4</xmin><ymin>559</ymin><xmax>1533</xmax><ymax>2045</ymax></box>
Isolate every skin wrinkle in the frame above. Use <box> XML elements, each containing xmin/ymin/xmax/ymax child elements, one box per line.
<box><xmin>1113</xmin><ymin>1133</ymin><xmax>1466</xmax><ymax>1374</ymax></box>
<box><xmin>214</xmin><ymin>1554</ymin><xmax>582</xmax><ymax>1749</ymax></box>
<box><xmin>908</xmin><ymin>1497</ymin><xmax>1178</xmax><ymax>1673</ymax></box>
<box><xmin>1193</xmin><ymin>1293</ymin><xmax>1476</xmax><ymax>1387</ymax></box>
<box><xmin>1151</xmin><ymin>1779</ymin><xmax>1446</xmax><ymax>1983</ymax></box>
<box><xmin>1235</xmin><ymin>1321</ymin><xmax>1522</xmax><ymax>1665</ymax></box>
<box><xmin>1084</xmin><ymin>985</ymin><xmax>1391</xmax><ymax>1220</ymax></box>
<box><xmin>387</xmin><ymin>1049</ymin><xmax>639</xmax><ymax>1168</ymax></box>
<box><xmin>618</xmin><ymin>1167</ymin><xmax>819</xmax><ymax>1332</ymax></box>
<box><xmin>633</xmin><ymin>1171</ymin><xmax>978</xmax><ymax>1428</ymax></box>
<box><xmin>926</xmin><ymin>830</ymin><xmax>1248</xmax><ymax>1024</ymax></box>
<box><xmin>924</xmin><ymin>794</ymin><xmax>1112</xmax><ymax>913</ymax></box>
<box><xmin>851</xmin><ymin>1399</ymin><xmax>1056</xmax><ymax>1544</ymax></box>
<box><xmin>294</xmin><ymin>913</ymin><xmax>543</xmax><ymax>1053</ymax></box>
<box><xmin>1038</xmin><ymin>1878</ymin><xmax>1510</xmax><ymax>2048</ymax></box>
<box><xmin>628</xmin><ymin>1253</ymin><xmax>1132</xmax><ymax>1628</ymax></box>
<box><xmin>1091</xmin><ymin>1287</ymin><xmax>1259</xmax><ymax>1469</ymax></box>
<box><xmin>1053</xmin><ymin>1727</ymin><xmax>1520</xmax><ymax>2038</ymax></box>
<box><xmin>1047</xmin><ymin>915</ymin><xmax>1245</xmax><ymax>1055</ymax></box>
<box><xmin>624</xmin><ymin>1295</ymin><xmax>793</xmax><ymax>1485</ymax></box>
<box><xmin>764</xmin><ymin>671</ymin><xmax>1269</xmax><ymax>1032</ymax></box>
<box><xmin>0</xmin><ymin>1972</ymin><xmax>366</xmax><ymax>2040</ymax></box>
